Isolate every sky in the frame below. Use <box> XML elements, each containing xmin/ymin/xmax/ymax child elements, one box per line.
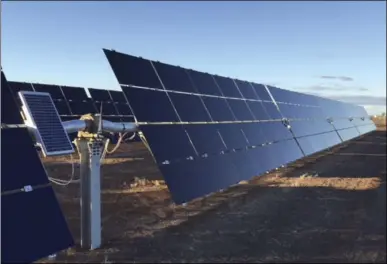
<box><xmin>2</xmin><ymin>1</ymin><xmax>386</xmax><ymax>115</ymax></box>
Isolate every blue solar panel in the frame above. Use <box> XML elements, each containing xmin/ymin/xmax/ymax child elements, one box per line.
<box><xmin>93</xmin><ymin>101</ymin><xmax>119</xmax><ymax>115</ymax></box>
<box><xmin>187</xmin><ymin>69</ymin><xmax>223</xmax><ymax>96</ymax></box>
<box><xmin>19</xmin><ymin>91</ymin><xmax>74</xmax><ymax>156</ymax></box>
<box><xmin>184</xmin><ymin>124</ymin><xmax>226</xmax><ymax>155</ymax></box>
<box><xmin>67</xmin><ymin>100</ymin><xmax>96</xmax><ymax>115</ymax></box>
<box><xmin>337</xmin><ymin>127</ymin><xmax>361</xmax><ymax>142</ymax></box>
<box><xmin>153</xmin><ymin>61</ymin><xmax>198</xmax><ymax>93</ymax></box>
<box><xmin>168</xmin><ymin>93</ymin><xmax>211</xmax><ymax>122</ymax></box>
<box><xmin>234</xmin><ymin>79</ymin><xmax>257</xmax><ymax>100</ymax></box>
<box><xmin>1</xmin><ymin>128</ymin><xmax>52</xmax><ymax>192</ymax></box>
<box><xmin>53</xmin><ymin>100</ymin><xmax>72</xmax><ymax>116</ymax></box>
<box><xmin>32</xmin><ymin>83</ymin><xmax>65</xmax><ymax>100</ymax></box>
<box><xmin>60</xmin><ymin>85</ymin><xmax>89</xmax><ymax>101</ymax></box>
<box><xmin>246</xmin><ymin>101</ymin><xmax>271</xmax><ymax>120</ymax></box>
<box><xmin>2</xmin><ymin>188</ymin><xmax>74</xmax><ymax>263</ymax></box>
<box><xmin>103</xmin><ymin>48</ymin><xmax>376</xmax><ymax>204</ymax></box>
<box><xmin>88</xmin><ymin>87</ymin><xmax>112</xmax><ymax>102</ymax></box>
<box><xmin>140</xmin><ymin>124</ymin><xmax>196</xmax><ymax>163</ymax></box>
<box><xmin>252</xmin><ymin>83</ymin><xmax>272</xmax><ymax>101</ymax></box>
<box><xmin>109</xmin><ymin>90</ymin><xmax>127</xmax><ymax>103</ymax></box>
<box><xmin>159</xmin><ymin>154</ymin><xmax>239</xmax><ymax>204</ymax></box>
<box><xmin>122</xmin><ymin>87</ymin><xmax>179</xmax><ymax>123</ymax></box>
<box><xmin>1</xmin><ymin>69</ymin><xmax>74</xmax><ymax>263</ymax></box>
<box><xmin>217</xmin><ymin>123</ymin><xmax>249</xmax><ymax>151</ymax></box>
<box><xmin>201</xmin><ymin>96</ymin><xmax>235</xmax><ymax>121</ymax></box>
<box><xmin>214</xmin><ymin>75</ymin><xmax>242</xmax><ymax>98</ymax></box>
<box><xmin>1</xmin><ymin>71</ymin><xmax>24</xmax><ymax>124</ymax></box>
<box><xmin>227</xmin><ymin>99</ymin><xmax>254</xmax><ymax>121</ymax></box>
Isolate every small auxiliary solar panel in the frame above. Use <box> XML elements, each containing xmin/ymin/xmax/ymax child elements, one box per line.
<box><xmin>18</xmin><ymin>91</ymin><xmax>74</xmax><ymax>157</ymax></box>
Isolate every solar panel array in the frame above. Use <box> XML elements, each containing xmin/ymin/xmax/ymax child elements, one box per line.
<box><xmin>7</xmin><ymin>81</ymin><xmax>136</xmax><ymax>142</ymax></box>
<box><xmin>103</xmin><ymin>49</ymin><xmax>376</xmax><ymax>204</ymax></box>
<box><xmin>7</xmin><ymin>81</ymin><xmax>135</xmax><ymax>123</ymax></box>
<box><xmin>1</xmin><ymin>70</ymin><xmax>74</xmax><ymax>263</ymax></box>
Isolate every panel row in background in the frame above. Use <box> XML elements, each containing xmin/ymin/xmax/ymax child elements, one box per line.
<box><xmin>7</xmin><ymin>81</ymin><xmax>134</xmax><ymax>122</ymax></box>
<box><xmin>1</xmin><ymin>70</ymin><xmax>74</xmax><ymax>263</ymax></box>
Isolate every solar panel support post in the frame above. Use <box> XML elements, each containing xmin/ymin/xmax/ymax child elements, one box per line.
<box><xmin>75</xmin><ymin>138</ymin><xmax>106</xmax><ymax>250</ymax></box>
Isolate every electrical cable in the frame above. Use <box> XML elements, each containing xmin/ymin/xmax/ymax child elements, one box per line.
<box><xmin>48</xmin><ymin>154</ymin><xmax>80</xmax><ymax>186</ymax></box>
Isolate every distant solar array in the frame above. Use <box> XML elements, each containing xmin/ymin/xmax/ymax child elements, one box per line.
<box><xmin>1</xmin><ymin>70</ymin><xmax>74</xmax><ymax>263</ymax></box>
<box><xmin>7</xmin><ymin>81</ymin><xmax>134</xmax><ymax>123</ymax></box>
<box><xmin>103</xmin><ymin>49</ymin><xmax>376</xmax><ymax>204</ymax></box>
<box><xmin>7</xmin><ymin>81</ymin><xmax>135</xmax><ymax>142</ymax></box>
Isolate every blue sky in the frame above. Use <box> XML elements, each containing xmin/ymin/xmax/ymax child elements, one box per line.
<box><xmin>2</xmin><ymin>1</ymin><xmax>386</xmax><ymax>114</ymax></box>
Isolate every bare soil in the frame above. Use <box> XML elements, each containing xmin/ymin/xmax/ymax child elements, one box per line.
<box><xmin>39</xmin><ymin>123</ymin><xmax>386</xmax><ymax>263</ymax></box>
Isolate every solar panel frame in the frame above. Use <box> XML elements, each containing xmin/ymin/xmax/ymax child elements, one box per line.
<box><xmin>18</xmin><ymin>91</ymin><xmax>75</xmax><ymax>157</ymax></box>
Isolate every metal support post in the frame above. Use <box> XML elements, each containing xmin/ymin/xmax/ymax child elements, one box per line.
<box><xmin>75</xmin><ymin>138</ymin><xmax>105</xmax><ymax>250</ymax></box>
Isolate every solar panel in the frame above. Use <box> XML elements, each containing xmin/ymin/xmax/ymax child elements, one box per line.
<box><xmin>7</xmin><ymin>81</ymin><xmax>35</xmax><ymax>106</ymax></box>
<box><xmin>61</xmin><ymin>85</ymin><xmax>89</xmax><ymax>101</ymax></box>
<box><xmin>1</xmin><ymin>128</ymin><xmax>53</xmax><ymax>192</ymax></box>
<box><xmin>1</xmin><ymin>72</ymin><xmax>24</xmax><ymax>124</ymax></box>
<box><xmin>168</xmin><ymin>93</ymin><xmax>212</xmax><ymax>122</ymax></box>
<box><xmin>115</xmin><ymin>103</ymin><xmax>133</xmax><ymax>116</ymax></box>
<box><xmin>105</xmin><ymin>50</ymin><xmax>162</xmax><ymax>89</ymax></box>
<box><xmin>122</xmin><ymin>87</ymin><xmax>180</xmax><ymax>123</ymax></box>
<box><xmin>53</xmin><ymin>100</ymin><xmax>72</xmax><ymax>116</ymax></box>
<box><xmin>93</xmin><ymin>101</ymin><xmax>119</xmax><ymax>115</ymax></box>
<box><xmin>32</xmin><ymin>83</ymin><xmax>65</xmax><ymax>100</ymax></box>
<box><xmin>227</xmin><ymin>99</ymin><xmax>255</xmax><ymax>121</ymax></box>
<box><xmin>246</xmin><ymin>101</ymin><xmax>271</xmax><ymax>120</ymax></box>
<box><xmin>1</xmin><ymin>70</ymin><xmax>74</xmax><ymax>263</ymax></box>
<box><xmin>234</xmin><ymin>79</ymin><xmax>258</xmax><ymax>100</ymax></box>
<box><xmin>201</xmin><ymin>96</ymin><xmax>235</xmax><ymax>122</ymax></box>
<box><xmin>337</xmin><ymin>127</ymin><xmax>360</xmax><ymax>142</ymax></box>
<box><xmin>109</xmin><ymin>90</ymin><xmax>127</xmax><ymax>103</ymax></box>
<box><xmin>153</xmin><ymin>61</ymin><xmax>198</xmax><ymax>93</ymax></box>
<box><xmin>19</xmin><ymin>91</ymin><xmax>74</xmax><ymax>156</ymax></box>
<box><xmin>252</xmin><ymin>83</ymin><xmax>273</xmax><ymax>101</ymax></box>
<box><xmin>184</xmin><ymin>124</ymin><xmax>226</xmax><ymax>155</ymax></box>
<box><xmin>67</xmin><ymin>100</ymin><xmax>97</xmax><ymax>116</ymax></box>
<box><xmin>2</xmin><ymin>188</ymin><xmax>74</xmax><ymax>263</ymax></box>
<box><xmin>187</xmin><ymin>69</ymin><xmax>223</xmax><ymax>96</ymax></box>
<box><xmin>213</xmin><ymin>75</ymin><xmax>242</xmax><ymax>98</ymax></box>
<box><xmin>104</xmin><ymin>48</ymin><xmax>376</xmax><ymax>204</ymax></box>
<box><xmin>88</xmin><ymin>87</ymin><xmax>112</xmax><ymax>102</ymax></box>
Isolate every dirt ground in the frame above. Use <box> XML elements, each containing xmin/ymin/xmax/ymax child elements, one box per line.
<box><xmin>40</xmin><ymin>122</ymin><xmax>386</xmax><ymax>263</ymax></box>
